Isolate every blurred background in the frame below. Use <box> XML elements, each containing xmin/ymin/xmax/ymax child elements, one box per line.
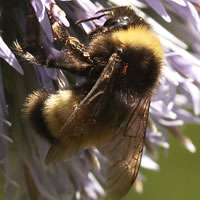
<box><xmin>124</xmin><ymin>124</ymin><xmax>200</xmax><ymax>200</ymax></box>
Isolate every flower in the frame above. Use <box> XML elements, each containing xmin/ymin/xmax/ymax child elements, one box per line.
<box><xmin>0</xmin><ymin>37</ymin><xmax>23</xmax><ymax>75</ymax></box>
<box><xmin>0</xmin><ymin>0</ymin><xmax>200</xmax><ymax>199</ymax></box>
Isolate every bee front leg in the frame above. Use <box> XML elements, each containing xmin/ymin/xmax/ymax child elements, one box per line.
<box><xmin>47</xmin><ymin>21</ymin><xmax>93</xmax><ymax>75</ymax></box>
<box><xmin>65</xmin><ymin>36</ymin><xmax>93</xmax><ymax>64</ymax></box>
<box><xmin>14</xmin><ymin>0</ymin><xmax>93</xmax><ymax>76</ymax></box>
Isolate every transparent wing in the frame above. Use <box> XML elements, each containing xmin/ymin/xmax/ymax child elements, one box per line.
<box><xmin>99</xmin><ymin>96</ymin><xmax>151</xmax><ymax>200</ymax></box>
<box><xmin>45</xmin><ymin>53</ymin><xmax>122</xmax><ymax>164</ymax></box>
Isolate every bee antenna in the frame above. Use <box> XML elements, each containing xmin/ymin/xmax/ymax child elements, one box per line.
<box><xmin>75</xmin><ymin>14</ymin><xmax>106</xmax><ymax>24</ymax></box>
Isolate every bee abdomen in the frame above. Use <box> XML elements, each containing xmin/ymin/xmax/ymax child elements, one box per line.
<box><xmin>23</xmin><ymin>91</ymin><xmax>56</xmax><ymax>143</ymax></box>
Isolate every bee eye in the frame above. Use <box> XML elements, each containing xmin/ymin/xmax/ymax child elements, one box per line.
<box><xmin>104</xmin><ymin>19</ymin><xmax>119</xmax><ymax>27</ymax></box>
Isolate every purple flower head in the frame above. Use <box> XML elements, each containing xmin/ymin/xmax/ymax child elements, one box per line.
<box><xmin>0</xmin><ymin>0</ymin><xmax>200</xmax><ymax>199</ymax></box>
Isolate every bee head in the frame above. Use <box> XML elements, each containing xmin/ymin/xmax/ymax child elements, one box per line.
<box><xmin>105</xmin><ymin>7</ymin><xmax>147</xmax><ymax>28</ymax></box>
<box><xmin>89</xmin><ymin>6</ymin><xmax>149</xmax><ymax>38</ymax></box>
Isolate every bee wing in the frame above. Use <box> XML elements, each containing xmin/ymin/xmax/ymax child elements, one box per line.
<box><xmin>99</xmin><ymin>96</ymin><xmax>151</xmax><ymax>200</ymax></box>
<box><xmin>45</xmin><ymin>53</ymin><xmax>122</xmax><ymax>164</ymax></box>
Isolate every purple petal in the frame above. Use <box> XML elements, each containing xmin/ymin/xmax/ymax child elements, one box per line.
<box><xmin>44</xmin><ymin>68</ymin><xmax>57</xmax><ymax>79</ymax></box>
<box><xmin>150</xmin><ymin>100</ymin><xmax>177</xmax><ymax>119</ymax></box>
<box><xmin>45</xmin><ymin>0</ymin><xmax>70</xmax><ymax>27</ymax></box>
<box><xmin>148</xmin><ymin>16</ymin><xmax>187</xmax><ymax>49</ymax></box>
<box><xmin>84</xmin><ymin>173</ymin><xmax>105</xmax><ymax>199</ymax></box>
<box><xmin>0</xmin><ymin>37</ymin><xmax>23</xmax><ymax>75</ymax></box>
<box><xmin>167</xmin><ymin>1</ymin><xmax>200</xmax><ymax>32</ymax></box>
<box><xmin>167</xmin><ymin>54</ymin><xmax>200</xmax><ymax>84</ymax></box>
<box><xmin>31</xmin><ymin>0</ymin><xmax>45</xmax><ymax>21</ymax></box>
<box><xmin>181</xmin><ymin>81</ymin><xmax>200</xmax><ymax>115</ymax></box>
<box><xmin>153</xmin><ymin>78</ymin><xmax>177</xmax><ymax>103</ymax></box>
<box><xmin>158</xmin><ymin>119</ymin><xmax>184</xmax><ymax>126</ymax></box>
<box><xmin>147</xmin><ymin>130</ymin><xmax>169</xmax><ymax>148</ymax></box>
<box><xmin>187</xmin><ymin>0</ymin><xmax>200</xmax><ymax>2</ymax></box>
<box><xmin>174</xmin><ymin>108</ymin><xmax>200</xmax><ymax>123</ymax></box>
<box><xmin>31</xmin><ymin>0</ymin><xmax>54</xmax><ymax>42</ymax></box>
<box><xmin>171</xmin><ymin>0</ymin><xmax>187</xmax><ymax>6</ymax></box>
<box><xmin>141</xmin><ymin>152</ymin><xmax>160</xmax><ymax>171</ymax></box>
<box><xmin>184</xmin><ymin>137</ymin><xmax>196</xmax><ymax>153</ymax></box>
<box><xmin>76</xmin><ymin>0</ymin><xmax>101</xmax><ymax>15</ymax></box>
<box><xmin>151</xmin><ymin>79</ymin><xmax>178</xmax><ymax>119</ymax></box>
<box><xmin>162</xmin><ymin>66</ymin><xmax>183</xmax><ymax>86</ymax></box>
<box><xmin>174</xmin><ymin>94</ymin><xmax>188</xmax><ymax>107</ymax></box>
<box><xmin>145</xmin><ymin>0</ymin><xmax>171</xmax><ymax>22</ymax></box>
<box><xmin>35</xmin><ymin>68</ymin><xmax>55</xmax><ymax>89</ymax></box>
<box><xmin>187</xmin><ymin>1</ymin><xmax>200</xmax><ymax>32</ymax></box>
<box><xmin>170</xmin><ymin>128</ymin><xmax>196</xmax><ymax>153</ymax></box>
<box><xmin>109</xmin><ymin>0</ymin><xmax>147</xmax><ymax>8</ymax></box>
<box><xmin>69</xmin><ymin>0</ymin><xmax>105</xmax><ymax>33</ymax></box>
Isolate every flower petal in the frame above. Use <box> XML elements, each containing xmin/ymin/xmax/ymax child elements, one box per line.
<box><xmin>181</xmin><ymin>81</ymin><xmax>200</xmax><ymax>115</ymax></box>
<box><xmin>0</xmin><ymin>37</ymin><xmax>23</xmax><ymax>74</ymax></box>
<box><xmin>45</xmin><ymin>0</ymin><xmax>70</xmax><ymax>27</ymax></box>
<box><xmin>141</xmin><ymin>152</ymin><xmax>160</xmax><ymax>171</ymax></box>
<box><xmin>145</xmin><ymin>0</ymin><xmax>171</xmax><ymax>22</ymax></box>
<box><xmin>31</xmin><ymin>0</ymin><xmax>54</xmax><ymax>42</ymax></box>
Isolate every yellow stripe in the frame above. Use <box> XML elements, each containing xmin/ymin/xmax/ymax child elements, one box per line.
<box><xmin>43</xmin><ymin>90</ymin><xmax>75</xmax><ymax>137</ymax></box>
<box><xmin>111</xmin><ymin>26</ymin><xmax>163</xmax><ymax>58</ymax></box>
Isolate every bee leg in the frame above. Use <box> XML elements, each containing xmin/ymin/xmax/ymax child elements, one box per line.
<box><xmin>65</xmin><ymin>36</ymin><xmax>93</xmax><ymax>64</ymax></box>
<box><xmin>46</xmin><ymin>22</ymin><xmax>93</xmax><ymax>75</ymax></box>
<box><xmin>43</xmin><ymin>2</ymin><xmax>93</xmax><ymax>74</ymax></box>
<box><xmin>14</xmin><ymin>0</ymin><xmax>93</xmax><ymax>75</ymax></box>
<box><xmin>50</xmin><ymin>20</ymin><xmax>93</xmax><ymax>66</ymax></box>
<box><xmin>45</xmin><ymin>33</ymin><xmax>93</xmax><ymax>75</ymax></box>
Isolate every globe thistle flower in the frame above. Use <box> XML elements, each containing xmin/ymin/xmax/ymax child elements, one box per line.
<box><xmin>0</xmin><ymin>0</ymin><xmax>200</xmax><ymax>199</ymax></box>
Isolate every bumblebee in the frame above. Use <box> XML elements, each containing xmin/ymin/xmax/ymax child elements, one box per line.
<box><xmin>17</xmin><ymin>5</ymin><xmax>163</xmax><ymax>200</ymax></box>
